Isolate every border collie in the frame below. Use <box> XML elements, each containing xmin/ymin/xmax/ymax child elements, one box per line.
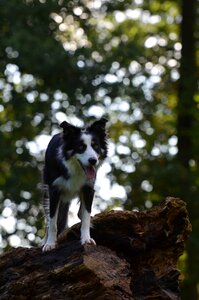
<box><xmin>42</xmin><ymin>118</ymin><xmax>108</xmax><ymax>252</ymax></box>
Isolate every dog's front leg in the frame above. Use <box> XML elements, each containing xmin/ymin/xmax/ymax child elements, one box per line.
<box><xmin>42</xmin><ymin>186</ymin><xmax>60</xmax><ymax>252</ymax></box>
<box><xmin>79</xmin><ymin>185</ymin><xmax>96</xmax><ymax>245</ymax></box>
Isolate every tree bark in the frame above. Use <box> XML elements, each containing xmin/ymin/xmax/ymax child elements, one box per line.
<box><xmin>177</xmin><ymin>0</ymin><xmax>198</xmax><ymax>298</ymax></box>
<box><xmin>0</xmin><ymin>197</ymin><xmax>191</xmax><ymax>299</ymax></box>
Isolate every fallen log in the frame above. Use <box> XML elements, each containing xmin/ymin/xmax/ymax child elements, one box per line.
<box><xmin>0</xmin><ymin>197</ymin><xmax>191</xmax><ymax>299</ymax></box>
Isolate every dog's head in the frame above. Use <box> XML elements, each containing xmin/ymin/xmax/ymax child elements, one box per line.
<box><xmin>60</xmin><ymin>118</ymin><xmax>108</xmax><ymax>180</ymax></box>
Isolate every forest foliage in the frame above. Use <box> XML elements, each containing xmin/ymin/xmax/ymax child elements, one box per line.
<box><xmin>0</xmin><ymin>0</ymin><xmax>198</xmax><ymax>298</ymax></box>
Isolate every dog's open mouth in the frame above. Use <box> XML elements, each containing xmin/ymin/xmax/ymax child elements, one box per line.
<box><xmin>78</xmin><ymin>161</ymin><xmax>96</xmax><ymax>180</ymax></box>
<box><xmin>84</xmin><ymin>165</ymin><xmax>96</xmax><ymax>180</ymax></box>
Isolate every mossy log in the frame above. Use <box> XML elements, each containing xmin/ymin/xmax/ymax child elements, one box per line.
<box><xmin>0</xmin><ymin>197</ymin><xmax>191</xmax><ymax>299</ymax></box>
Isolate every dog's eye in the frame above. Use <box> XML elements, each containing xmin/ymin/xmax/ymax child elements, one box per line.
<box><xmin>92</xmin><ymin>141</ymin><xmax>99</xmax><ymax>151</ymax></box>
<box><xmin>78</xmin><ymin>143</ymin><xmax>86</xmax><ymax>153</ymax></box>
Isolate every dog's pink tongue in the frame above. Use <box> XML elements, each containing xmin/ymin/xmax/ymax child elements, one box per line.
<box><xmin>85</xmin><ymin>166</ymin><xmax>96</xmax><ymax>180</ymax></box>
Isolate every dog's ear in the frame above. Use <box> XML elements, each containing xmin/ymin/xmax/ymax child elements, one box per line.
<box><xmin>88</xmin><ymin>118</ymin><xmax>108</xmax><ymax>133</ymax></box>
<box><xmin>60</xmin><ymin>121</ymin><xmax>80</xmax><ymax>136</ymax></box>
<box><xmin>88</xmin><ymin>118</ymin><xmax>108</xmax><ymax>158</ymax></box>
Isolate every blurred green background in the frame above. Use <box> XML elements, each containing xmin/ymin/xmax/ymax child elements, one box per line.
<box><xmin>0</xmin><ymin>0</ymin><xmax>198</xmax><ymax>298</ymax></box>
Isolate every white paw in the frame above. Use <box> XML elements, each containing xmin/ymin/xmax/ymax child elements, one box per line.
<box><xmin>42</xmin><ymin>242</ymin><xmax>56</xmax><ymax>252</ymax></box>
<box><xmin>81</xmin><ymin>237</ymin><xmax>96</xmax><ymax>246</ymax></box>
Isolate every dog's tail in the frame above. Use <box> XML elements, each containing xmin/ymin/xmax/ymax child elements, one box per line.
<box><xmin>42</xmin><ymin>184</ymin><xmax>50</xmax><ymax>223</ymax></box>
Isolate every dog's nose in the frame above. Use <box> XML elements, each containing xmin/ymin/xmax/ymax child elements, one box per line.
<box><xmin>88</xmin><ymin>158</ymin><xmax>97</xmax><ymax>166</ymax></box>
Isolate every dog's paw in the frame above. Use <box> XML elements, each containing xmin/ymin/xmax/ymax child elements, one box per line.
<box><xmin>81</xmin><ymin>237</ymin><xmax>96</xmax><ymax>246</ymax></box>
<box><xmin>42</xmin><ymin>242</ymin><xmax>56</xmax><ymax>252</ymax></box>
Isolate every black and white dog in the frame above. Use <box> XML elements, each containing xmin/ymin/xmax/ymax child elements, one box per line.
<box><xmin>42</xmin><ymin>118</ymin><xmax>108</xmax><ymax>252</ymax></box>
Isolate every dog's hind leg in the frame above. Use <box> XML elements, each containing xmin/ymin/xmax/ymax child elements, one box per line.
<box><xmin>42</xmin><ymin>186</ymin><xmax>60</xmax><ymax>252</ymax></box>
<box><xmin>79</xmin><ymin>185</ymin><xmax>96</xmax><ymax>245</ymax></box>
<box><xmin>41</xmin><ymin>184</ymin><xmax>50</xmax><ymax>246</ymax></box>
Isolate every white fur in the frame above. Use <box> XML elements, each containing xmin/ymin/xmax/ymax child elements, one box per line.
<box><xmin>53</xmin><ymin>156</ymin><xmax>87</xmax><ymax>202</ymax></box>
<box><xmin>79</xmin><ymin>200</ymin><xmax>96</xmax><ymax>245</ymax></box>
<box><xmin>76</xmin><ymin>133</ymin><xmax>99</xmax><ymax>167</ymax></box>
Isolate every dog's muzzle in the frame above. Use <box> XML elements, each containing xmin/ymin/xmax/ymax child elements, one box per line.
<box><xmin>84</xmin><ymin>165</ymin><xmax>96</xmax><ymax>180</ymax></box>
<box><xmin>78</xmin><ymin>159</ymin><xmax>97</xmax><ymax>180</ymax></box>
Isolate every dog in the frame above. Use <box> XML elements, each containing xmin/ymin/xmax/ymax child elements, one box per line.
<box><xmin>42</xmin><ymin>118</ymin><xmax>108</xmax><ymax>252</ymax></box>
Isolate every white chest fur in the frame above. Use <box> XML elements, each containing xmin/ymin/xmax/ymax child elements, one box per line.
<box><xmin>53</xmin><ymin>157</ymin><xmax>87</xmax><ymax>202</ymax></box>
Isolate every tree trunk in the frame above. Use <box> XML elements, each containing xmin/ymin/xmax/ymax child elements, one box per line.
<box><xmin>0</xmin><ymin>197</ymin><xmax>191</xmax><ymax>299</ymax></box>
<box><xmin>177</xmin><ymin>0</ymin><xmax>198</xmax><ymax>298</ymax></box>
<box><xmin>177</xmin><ymin>0</ymin><xmax>197</xmax><ymax>166</ymax></box>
